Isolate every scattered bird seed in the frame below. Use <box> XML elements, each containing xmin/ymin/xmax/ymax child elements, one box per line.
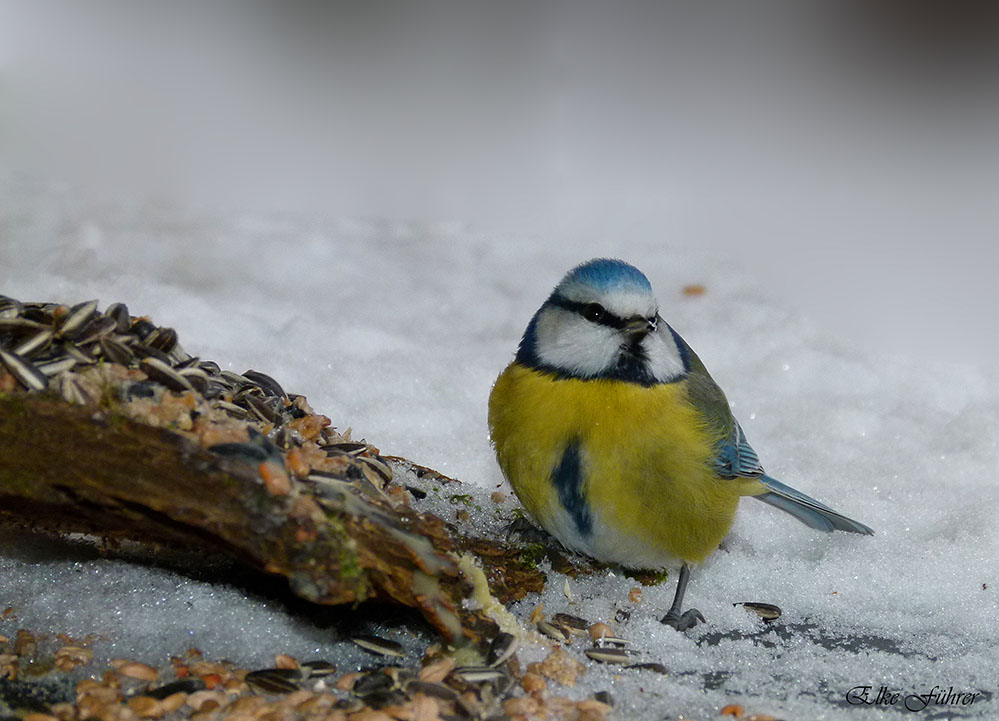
<box><xmin>352</xmin><ymin>635</ymin><xmax>405</xmax><ymax>658</ymax></box>
<box><xmin>537</xmin><ymin>620</ymin><xmax>569</xmax><ymax>643</ymax></box>
<box><xmin>242</xmin><ymin>369</ymin><xmax>287</xmax><ymax>400</ymax></box>
<box><xmin>402</xmin><ymin>679</ymin><xmax>458</xmax><ymax>701</ymax></box>
<box><xmin>487</xmin><ymin>632</ymin><xmax>517</xmax><ymax>667</ymax></box>
<box><xmin>140</xmin><ymin>357</ymin><xmax>194</xmax><ymax>393</ymax></box>
<box><xmin>552</xmin><ymin>613</ymin><xmax>590</xmax><ymax>633</ymax></box>
<box><xmin>452</xmin><ymin>666</ymin><xmax>509</xmax><ymax>684</ymax></box>
<box><xmin>736</xmin><ymin>602</ymin><xmax>782</xmax><ymax>622</ymax></box>
<box><xmin>584</xmin><ymin>647</ymin><xmax>632</xmax><ymax>664</ymax></box>
<box><xmin>0</xmin><ymin>349</ymin><xmax>48</xmax><ymax>391</ymax></box>
<box><xmin>58</xmin><ymin>299</ymin><xmax>99</xmax><ymax>336</ymax></box>
<box><xmin>245</xmin><ymin>668</ymin><xmax>302</xmax><ymax>694</ymax></box>
<box><xmin>301</xmin><ymin>660</ymin><xmax>337</xmax><ymax>678</ymax></box>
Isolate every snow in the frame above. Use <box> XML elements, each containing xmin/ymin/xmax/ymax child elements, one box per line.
<box><xmin>3</xmin><ymin>4</ymin><xmax>999</xmax><ymax>719</ymax></box>
<box><xmin>3</xmin><ymin>186</ymin><xmax>997</xmax><ymax>719</ymax></box>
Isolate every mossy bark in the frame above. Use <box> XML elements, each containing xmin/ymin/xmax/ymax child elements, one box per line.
<box><xmin>0</xmin><ymin>393</ymin><xmax>546</xmax><ymax>646</ymax></box>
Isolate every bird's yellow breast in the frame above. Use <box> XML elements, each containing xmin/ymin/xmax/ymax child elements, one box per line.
<box><xmin>488</xmin><ymin>362</ymin><xmax>754</xmax><ymax>566</ymax></box>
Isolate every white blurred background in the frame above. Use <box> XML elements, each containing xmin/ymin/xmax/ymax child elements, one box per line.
<box><xmin>2</xmin><ymin>1</ymin><xmax>999</xmax><ymax>362</ymax></box>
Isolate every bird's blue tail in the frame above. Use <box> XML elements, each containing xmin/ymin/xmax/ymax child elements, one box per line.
<box><xmin>752</xmin><ymin>475</ymin><xmax>874</xmax><ymax>535</ymax></box>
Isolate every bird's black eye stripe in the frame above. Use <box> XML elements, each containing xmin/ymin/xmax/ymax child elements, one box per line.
<box><xmin>550</xmin><ymin>297</ymin><xmax>626</xmax><ymax>329</ymax></box>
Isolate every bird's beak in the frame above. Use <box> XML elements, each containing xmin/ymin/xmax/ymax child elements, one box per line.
<box><xmin>622</xmin><ymin>315</ymin><xmax>656</xmax><ymax>340</ymax></box>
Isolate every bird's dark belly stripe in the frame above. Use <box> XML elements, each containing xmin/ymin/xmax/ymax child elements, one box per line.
<box><xmin>551</xmin><ymin>439</ymin><xmax>592</xmax><ymax>538</ymax></box>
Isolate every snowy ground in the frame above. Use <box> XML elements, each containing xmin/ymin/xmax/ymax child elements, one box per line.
<box><xmin>2</xmin><ymin>178</ymin><xmax>998</xmax><ymax>720</ymax></box>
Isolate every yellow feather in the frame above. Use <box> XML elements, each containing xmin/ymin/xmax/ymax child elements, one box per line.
<box><xmin>488</xmin><ymin>362</ymin><xmax>761</xmax><ymax>567</ymax></box>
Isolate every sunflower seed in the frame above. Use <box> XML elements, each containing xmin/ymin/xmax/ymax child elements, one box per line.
<box><xmin>0</xmin><ymin>296</ymin><xmax>22</xmax><ymax>318</ymax></box>
<box><xmin>537</xmin><ymin>620</ymin><xmax>569</xmax><ymax>643</ymax></box>
<box><xmin>63</xmin><ymin>342</ymin><xmax>95</xmax><ymax>364</ymax></box>
<box><xmin>129</xmin><ymin>318</ymin><xmax>157</xmax><ymax>341</ymax></box>
<box><xmin>58</xmin><ymin>299</ymin><xmax>99</xmax><ymax>336</ymax></box>
<box><xmin>359</xmin><ymin>455</ymin><xmax>393</xmax><ymax>482</ymax></box>
<box><xmin>105</xmin><ymin>302</ymin><xmax>131</xmax><ymax>333</ymax></box>
<box><xmin>37</xmin><ymin>357</ymin><xmax>77</xmax><ymax>376</ymax></box>
<box><xmin>0</xmin><ymin>349</ymin><xmax>48</xmax><ymax>391</ymax></box>
<box><xmin>736</xmin><ymin>602</ymin><xmax>782</xmax><ymax>622</ymax></box>
<box><xmin>245</xmin><ymin>668</ymin><xmax>301</xmax><ymax>694</ymax></box>
<box><xmin>352</xmin><ymin>635</ymin><xmax>405</xmax><ymax>658</ymax></box>
<box><xmin>14</xmin><ymin>328</ymin><xmax>53</xmax><ymax>357</ymax></box>
<box><xmin>140</xmin><ymin>357</ymin><xmax>194</xmax><ymax>393</ymax></box>
<box><xmin>132</xmin><ymin>342</ymin><xmax>173</xmax><ymax>364</ymax></box>
<box><xmin>351</xmin><ymin>672</ymin><xmax>394</xmax><ymax>696</ymax></box>
<box><xmin>176</xmin><ymin>366</ymin><xmax>209</xmax><ymax>393</ymax></box>
<box><xmin>215</xmin><ymin>400</ymin><xmax>250</xmax><ymax>418</ymax></box>
<box><xmin>146</xmin><ymin>327</ymin><xmax>178</xmax><ymax>353</ymax></box>
<box><xmin>244</xmin><ymin>394</ymin><xmax>281</xmax><ymax>423</ymax></box>
<box><xmin>487</xmin><ymin>632</ymin><xmax>517</xmax><ymax>667</ymax></box>
<box><xmin>552</xmin><ymin>613</ymin><xmax>590</xmax><ymax>633</ymax></box>
<box><xmin>243</xmin><ymin>369</ymin><xmax>287</xmax><ymax>399</ymax></box>
<box><xmin>221</xmin><ymin>370</ymin><xmax>254</xmax><ymax>388</ymax></box>
<box><xmin>321</xmin><ymin>441</ymin><xmax>368</xmax><ymax>455</ymax></box>
<box><xmin>301</xmin><ymin>660</ymin><xmax>337</xmax><ymax>678</ymax></box>
<box><xmin>584</xmin><ymin>647</ymin><xmax>632</xmax><ymax>664</ymax></box>
<box><xmin>207</xmin><ymin>441</ymin><xmax>270</xmax><ymax>462</ymax></box>
<box><xmin>99</xmin><ymin>337</ymin><xmax>134</xmax><ymax>365</ymax></box>
<box><xmin>452</xmin><ymin>666</ymin><xmax>509</xmax><ymax>684</ymax></box>
<box><xmin>197</xmin><ymin>360</ymin><xmax>221</xmax><ymax>376</ymax></box>
<box><xmin>0</xmin><ymin>316</ymin><xmax>44</xmax><ymax>332</ymax></box>
<box><xmin>59</xmin><ymin>374</ymin><xmax>91</xmax><ymax>405</ymax></box>
<box><xmin>74</xmin><ymin>315</ymin><xmax>118</xmax><ymax>345</ymax></box>
<box><xmin>594</xmin><ymin>634</ymin><xmax>630</xmax><ymax>647</ymax></box>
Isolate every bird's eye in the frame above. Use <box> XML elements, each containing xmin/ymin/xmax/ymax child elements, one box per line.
<box><xmin>582</xmin><ymin>303</ymin><xmax>606</xmax><ymax>323</ymax></box>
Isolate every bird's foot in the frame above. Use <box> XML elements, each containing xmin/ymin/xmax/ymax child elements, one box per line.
<box><xmin>661</xmin><ymin>608</ymin><xmax>705</xmax><ymax>632</ymax></box>
<box><xmin>504</xmin><ymin>516</ymin><xmax>556</xmax><ymax>545</ymax></box>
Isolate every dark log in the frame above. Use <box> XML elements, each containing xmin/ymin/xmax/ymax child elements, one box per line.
<box><xmin>0</xmin><ymin>389</ymin><xmax>550</xmax><ymax>646</ymax></box>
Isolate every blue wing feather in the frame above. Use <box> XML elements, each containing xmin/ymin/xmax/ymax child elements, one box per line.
<box><xmin>712</xmin><ymin>422</ymin><xmax>874</xmax><ymax>535</ymax></box>
<box><xmin>753</xmin><ymin>475</ymin><xmax>874</xmax><ymax>535</ymax></box>
<box><xmin>713</xmin><ymin>421</ymin><xmax>765</xmax><ymax>478</ymax></box>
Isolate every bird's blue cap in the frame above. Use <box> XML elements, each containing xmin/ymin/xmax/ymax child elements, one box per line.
<box><xmin>556</xmin><ymin>258</ymin><xmax>652</xmax><ymax>296</ymax></box>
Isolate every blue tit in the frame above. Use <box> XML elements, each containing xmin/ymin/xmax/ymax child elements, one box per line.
<box><xmin>488</xmin><ymin>258</ymin><xmax>873</xmax><ymax>631</ymax></box>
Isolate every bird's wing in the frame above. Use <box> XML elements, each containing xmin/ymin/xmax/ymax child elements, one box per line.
<box><xmin>672</xmin><ymin>337</ymin><xmax>764</xmax><ymax>480</ymax></box>
<box><xmin>713</xmin><ymin>420</ymin><xmax>766</xmax><ymax>479</ymax></box>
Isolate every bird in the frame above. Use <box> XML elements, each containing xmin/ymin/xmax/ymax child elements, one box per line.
<box><xmin>487</xmin><ymin>258</ymin><xmax>873</xmax><ymax>631</ymax></box>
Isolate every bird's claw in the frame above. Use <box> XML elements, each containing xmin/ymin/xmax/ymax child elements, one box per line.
<box><xmin>661</xmin><ymin>608</ymin><xmax>705</xmax><ymax>632</ymax></box>
<box><xmin>504</xmin><ymin>516</ymin><xmax>554</xmax><ymax>545</ymax></box>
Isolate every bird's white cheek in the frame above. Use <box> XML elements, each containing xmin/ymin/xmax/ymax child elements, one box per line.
<box><xmin>535</xmin><ymin>310</ymin><xmax>618</xmax><ymax>376</ymax></box>
<box><xmin>644</xmin><ymin>332</ymin><xmax>686</xmax><ymax>383</ymax></box>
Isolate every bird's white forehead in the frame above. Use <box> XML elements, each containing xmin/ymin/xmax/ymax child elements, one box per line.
<box><xmin>557</xmin><ymin>280</ymin><xmax>658</xmax><ymax>318</ymax></box>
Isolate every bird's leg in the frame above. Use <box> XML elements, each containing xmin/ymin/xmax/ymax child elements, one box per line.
<box><xmin>660</xmin><ymin>562</ymin><xmax>705</xmax><ymax>631</ymax></box>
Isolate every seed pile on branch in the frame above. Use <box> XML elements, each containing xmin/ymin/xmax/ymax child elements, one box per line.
<box><xmin>0</xmin><ymin>295</ymin><xmax>546</xmax><ymax>646</ymax></box>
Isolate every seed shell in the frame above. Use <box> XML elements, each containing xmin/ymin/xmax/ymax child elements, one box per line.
<box><xmin>452</xmin><ymin>666</ymin><xmax>509</xmax><ymax>683</ymax></box>
<box><xmin>140</xmin><ymin>357</ymin><xmax>194</xmax><ymax>393</ymax></box>
<box><xmin>487</xmin><ymin>632</ymin><xmax>517</xmax><ymax>667</ymax></box>
<box><xmin>552</xmin><ymin>613</ymin><xmax>590</xmax><ymax>633</ymax></box>
<box><xmin>245</xmin><ymin>668</ymin><xmax>301</xmax><ymax>694</ymax></box>
<box><xmin>736</xmin><ymin>602</ymin><xmax>782</xmax><ymax>622</ymax></box>
<box><xmin>351</xmin><ymin>635</ymin><xmax>405</xmax><ymax>658</ymax></box>
<box><xmin>537</xmin><ymin>620</ymin><xmax>569</xmax><ymax>643</ymax></box>
<box><xmin>583</xmin><ymin>647</ymin><xmax>631</xmax><ymax>664</ymax></box>
<box><xmin>0</xmin><ymin>349</ymin><xmax>48</xmax><ymax>391</ymax></box>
